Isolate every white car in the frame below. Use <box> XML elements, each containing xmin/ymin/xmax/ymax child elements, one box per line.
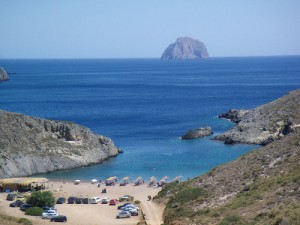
<box><xmin>120</xmin><ymin>207</ymin><xmax>138</xmax><ymax>215</ymax></box>
<box><xmin>42</xmin><ymin>210</ymin><xmax>58</xmax><ymax>219</ymax></box>
<box><xmin>101</xmin><ymin>197</ymin><xmax>110</xmax><ymax>204</ymax></box>
<box><xmin>116</xmin><ymin>211</ymin><xmax>131</xmax><ymax>219</ymax></box>
<box><xmin>90</xmin><ymin>197</ymin><xmax>101</xmax><ymax>204</ymax></box>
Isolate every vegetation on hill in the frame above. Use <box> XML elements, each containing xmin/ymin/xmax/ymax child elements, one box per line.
<box><xmin>156</xmin><ymin>128</ymin><xmax>300</xmax><ymax>224</ymax></box>
<box><xmin>155</xmin><ymin>90</ymin><xmax>300</xmax><ymax>225</ymax></box>
<box><xmin>0</xmin><ymin>212</ymin><xmax>32</xmax><ymax>225</ymax></box>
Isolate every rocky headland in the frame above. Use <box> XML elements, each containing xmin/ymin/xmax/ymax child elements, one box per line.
<box><xmin>155</xmin><ymin>90</ymin><xmax>300</xmax><ymax>225</ymax></box>
<box><xmin>0</xmin><ymin>110</ymin><xmax>121</xmax><ymax>178</ymax></box>
<box><xmin>161</xmin><ymin>37</ymin><xmax>209</xmax><ymax>60</ymax></box>
<box><xmin>181</xmin><ymin>126</ymin><xmax>213</xmax><ymax>140</ymax></box>
<box><xmin>214</xmin><ymin>89</ymin><xmax>300</xmax><ymax>145</ymax></box>
<box><xmin>0</xmin><ymin>67</ymin><xmax>9</xmax><ymax>81</ymax></box>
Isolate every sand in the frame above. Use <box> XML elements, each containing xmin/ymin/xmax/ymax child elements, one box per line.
<box><xmin>0</xmin><ymin>180</ymin><xmax>164</xmax><ymax>225</ymax></box>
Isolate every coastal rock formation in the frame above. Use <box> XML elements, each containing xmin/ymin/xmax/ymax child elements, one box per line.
<box><xmin>0</xmin><ymin>110</ymin><xmax>121</xmax><ymax>178</ymax></box>
<box><xmin>0</xmin><ymin>67</ymin><xmax>9</xmax><ymax>81</ymax></box>
<box><xmin>161</xmin><ymin>37</ymin><xmax>209</xmax><ymax>60</ymax></box>
<box><xmin>214</xmin><ymin>89</ymin><xmax>300</xmax><ymax>145</ymax></box>
<box><xmin>181</xmin><ymin>126</ymin><xmax>213</xmax><ymax>140</ymax></box>
<box><xmin>218</xmin><ymin>109</ymin><xmax>249</xmax><ymax>124</ymax></box>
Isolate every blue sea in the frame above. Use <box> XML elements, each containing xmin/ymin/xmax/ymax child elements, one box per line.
<box><xmin>1</xmin><ymin>56</ymin><xmax>300</xmax><ymax>181</ymax></box>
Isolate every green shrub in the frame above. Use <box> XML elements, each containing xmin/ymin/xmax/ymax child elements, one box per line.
<box><xmin>169</xmin><ymin>187</ymin><xmax>207</xmax><ymax>206</ymax></box>
<box><xmin>134</xmin><ymin>200</ymin><xmax>141</xmax><ymax>205</ymax></box>
<box><xmin>218</xmin><ymin>215</ymin><xmax>242</xmax><ymax>225</ymax></box>
<box><xmin>18</xmin><ymin>218</ymin><xmax>33</xmax><ymax>225</ymax></box>
<box><xmin>26</xmin><ymin>191</ymin><xmax>55</xmax><ymax>207</ymax></box>
<box><xmin>25</xmin><ymin>207</ymin><xmax>44</xmax><ymax>216</ymax></box>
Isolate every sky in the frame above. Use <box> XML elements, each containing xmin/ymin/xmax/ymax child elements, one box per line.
<box><xmin>1</xmin><ymin>0</ymin><xmax>300</xmax><ymax>58</ymax></box>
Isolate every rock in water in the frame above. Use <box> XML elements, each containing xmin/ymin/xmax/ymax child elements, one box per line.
<box><xmin>161</xmin><ymin>37</ymin><xmax>209</xmax><ymax>60</ymax></box>
<box><xmin>181</xmin><ymin>126</ymin><xmax>213</xmax><ymax>140</ymax></box>
<box><xmin>0</xmin><ymin>67</ymin><xmax>9</xmax><ymax>81</ymax></box>
<box><xmin>0</xmin><ymin>110</ymin><xmax>121</xmax><ymax>178</ymax></box>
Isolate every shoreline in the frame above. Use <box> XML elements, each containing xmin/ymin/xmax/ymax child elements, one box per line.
<box><xmin>0</xmin><ymin>179</ymin><xmax>164</xmax><ymax>225</ymax></box>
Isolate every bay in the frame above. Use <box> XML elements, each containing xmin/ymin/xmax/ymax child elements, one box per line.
<box><xmin>1</xmin><ymin>56</ymin><xmax>300</xmax><ymax>181</ymax></box>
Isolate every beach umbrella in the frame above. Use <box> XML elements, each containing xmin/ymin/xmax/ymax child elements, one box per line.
<box><xmin>173</xmin><ymin>176</ymin><xmax>182</xmax><ymax>182</ymax></box>
<box><xmin>122</xmin><ymin>176</ymin><xmax>130</xmax><ymax>181</ymax></box>
<box><xmin>162</xmin><ymin>176</ymin><xmax>169</xmax><ymax>181</ymax></box>
<box><xmin>150</xmin><ymin>176</ymin><xmax>157</xmax><ymax>183</ymax></box>
<box><xmin>107</xmin><ymin>176</ymin><xmax>118</xmax><ymax>181</ymax></box>
<box><xmin>91</xmin><ymin>179</ymin><xmax>97</xmax><ymax>184</ymax></box>
<box><xmin>135</xmin><ymin>176</ymin><xmax>143</xmax><ymax>182</ymax></box>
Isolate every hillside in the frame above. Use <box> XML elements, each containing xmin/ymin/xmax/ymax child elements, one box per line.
<box><xmin>0</xmin><ymin>110</ymin><xmax>121</xmax><ymax>178</ymax></box>
<box><xmin>155</xmin><ymin>90</ymin><xmax>300</xmax><ymax>225</ymax></box>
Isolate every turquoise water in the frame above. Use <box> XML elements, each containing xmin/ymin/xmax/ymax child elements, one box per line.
<box><xmin>0</xmin><ymin>56</ymin><xmax>300</xmax><ymax>181</ymax></box>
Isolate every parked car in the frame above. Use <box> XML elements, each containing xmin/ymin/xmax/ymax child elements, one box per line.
<box><xmin>119</xmin><ymin>204</ymin><xmax>139</xmax><ymax>210</ymax></box>
<box><xmin>109</xmin><ymin>199</ymin><xmax>120</xmax><ymax>205</ymax></box>
<box><xmin>90</xmin><ymin>197</ymin><xmax>101</xmax><ymax>204</ymax></box>
<box><xmin>116</xmin><ymin>211</ymin><xmax>131</xmax><ymax>219</ymax></box>
<box><xmin>50</xmin><ymin>215</ymin><xmax>67</xmax><ymax>222</ymax></box>
<box><xmin>118</xmin><ymin>203</ymin><xmax>134</xmax><ymax>210</ymax></box>
<box><xmin>121</xmin><ymin>208</ymin><xmax>139</xmax><ymax>216</ymax></box>
<box><xmin>83</xmin><ymin>198</ymin><xmax>91</xmax><ymax>204</ymax></box>
<box><xmin>9</xmin><ymin>200</ymin><xmax>25</xmax><ymax>207</ymax></box>
<box><xmin>119</xmin><ymin>195</ymin><xmax>134</xmax><ymax>202</ymax></box>
<box><xmin>20</xmin><ymin>203</ymin><xmax>33</xmax><ymax>211</ymax></box>
<box><xmin>67</xmin><ymin>196</ymin><xmax>77</xmax><ymax>204</ymax></box>
<box><xmin>101</xmin><ymin>197</ymin><xmax>110</xmax><ymax>204</ymax></box>
<box><xmin>16</xmin><ymin>195</ymin><xmax>26</xmax><ymax>201</ymax></box>
<box><xmin>42</xmin><ymin>206</ymin><xmax>57</xmax><ymax>211</ymax></box>
<box><xmin>42</xmin><ymin>210</ymin><xmax>58</xmax><ymax>219</ymax></box>
<box><xmin>75</xmin><ymin>198</ymin><xmax>84</xmax><ymax>204</ymax></box>
<box><xmin>6</xmin><ymin>193</ymin><xmax>16</xmax><ymax>201</ymax></box>
<box><xmin>56</xmin><ymin>197</ymin><xmax>66</xmax><ymax>204</ymax></box>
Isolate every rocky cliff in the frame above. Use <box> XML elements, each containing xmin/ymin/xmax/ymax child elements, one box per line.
<box><xmin>214</xmin><ymin>89</ymin><xmax>300</xmax><ymax>145</ymax></box>
<box><xmin>0</xmin><ymin>110</ymin><xmax>121</xmax><ymax>178</ymax></box>
<box><xmin>0</xmin><ymin>67</ymin><xmax>9</xmax><ymax>81</ymax></box>
<box><xmin>161</xmin><ymin>37</ymin><xmax>209</xmax><ymax>60</ymax></box>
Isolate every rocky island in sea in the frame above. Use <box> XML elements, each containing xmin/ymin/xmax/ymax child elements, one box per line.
<box><xmin>0</xmin><ymin>110</ymin><xmax>121</xmax><ymax>178</ymax></box>
<box><xmin>0</xmin><ymin>67</ymin><xmax>9</xmax><ymax>81</ymax></box>
<box><xmin>161</xmin><ymin>37</ymin><xmax>209</xmax><ymax>60</ymax></box>
<box><xmin>181</xmin><ymin>126</ymin><xmax>213</xmax><ymax>140</ymax></box>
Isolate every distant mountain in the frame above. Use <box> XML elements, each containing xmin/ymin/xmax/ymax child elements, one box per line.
<box><xmin>161</xmin><ymin>37</ymin><xmax>209</xmax><ymax>60</ymax></box>
<box><xmin>0</xmin><ymin>67</ymin><xmax>9</xmax><ymax>81</ymax></box>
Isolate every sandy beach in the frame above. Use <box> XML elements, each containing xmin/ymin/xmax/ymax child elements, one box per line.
<box><xmin>0</xmin><ymin>180</ymin><xmax>164</xmax><ymax>225</ymax></box>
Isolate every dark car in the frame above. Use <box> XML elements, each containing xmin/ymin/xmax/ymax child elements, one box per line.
<box><xmin>67</xmin><ymin>196</ymin><xmax>77</xmax><ymax>204</ymax></box>
<box><xmin>6</xmin><ymin>193</ymin><xmax>16</xmax><ymax>201</ymax></box>
<box><xmin>20</xmin><ymin>203</ymin><xmax>33</xmax><ymax>211</ymax></box>
<box><xmin>83</xmin><ymin>198</ymin><xmax>90</xmax><ymax>204</ymax></box>
<box><xmin>56</xmin><ymin>197</ymin><xmax>66</xmax><ymax>204</ymax></box>
<box><xmin>50</xmin><ymin>215</ymin><xmax>67</xmax><ymax>222</ymax></box>
<box><xmin>75</xmin><ymin>198</ymin><xmax>83</xmax><ymax>204</ymax></box>
<box><xmin>9</xmin><ymin>200</ymin><xmax>25</xmax><ymax>207</ymax></box>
